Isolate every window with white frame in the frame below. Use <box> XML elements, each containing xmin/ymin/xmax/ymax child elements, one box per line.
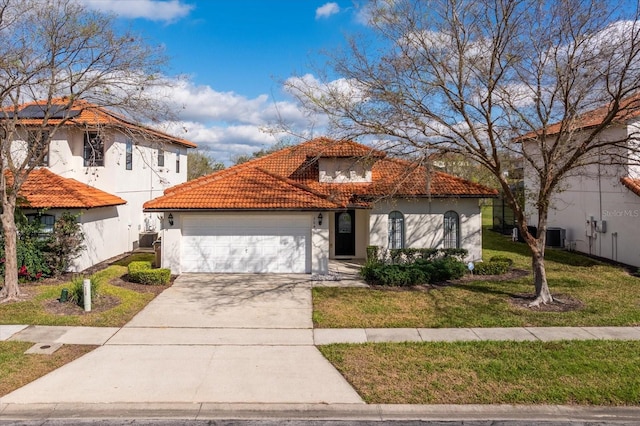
<box><xmin>176</xmin><ymin>151</ymin><xmax>180</xmax><ymax>173</ymax></box>
<box><xmin>388</xmin><ymin>211</ymin><xmax>405</xmax><ymax>249</ymax></box>
<box><xmin>443</xmin><ymin>210</ymin><xmax>460</xmax><ymax>249</ymax></box>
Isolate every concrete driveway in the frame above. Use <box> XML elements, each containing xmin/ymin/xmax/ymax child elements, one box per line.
<box><xmin>1</xmin><ymin>274</ymin><xmax>363</xmax><ymax>405</ymax></box>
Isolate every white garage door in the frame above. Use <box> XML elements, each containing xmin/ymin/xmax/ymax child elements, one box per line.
<box><xmin>181</xmin><ymin>214</ymin><xmax>311</xmax><ymax>273</ymax></box>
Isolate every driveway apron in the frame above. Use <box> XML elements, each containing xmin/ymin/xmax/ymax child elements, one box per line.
<box><xmin>1</xmin><ymin>274</ymin><xmax>363</xmax><ymax>405</ymax></box>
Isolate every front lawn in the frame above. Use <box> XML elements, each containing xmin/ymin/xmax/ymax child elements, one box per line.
<box><xmin>313</xmin><ymin>216</ymin><xmax>640</xmax><ymax>328</ymax></box>
<box><xmin>0</xmin><ymin>253</ymin><xmax>168</xmax><ymax>397</ymax></box>
<box><xmin>0</xmin><ymin>253</ymin><xmax>166</xmax><ymax>327</ymax></box>
<box><xmin>319</xmin><ymin>340</ymin><xmax>640</xmax><ymax>405</ymax></box>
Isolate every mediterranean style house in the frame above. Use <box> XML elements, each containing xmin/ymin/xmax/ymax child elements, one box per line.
<box><xmin>523</xmin><ymin>96</ymin><xmax>640</xmax><ymax>267</ymax></box>
<box><xmin>144</xmin><ymin>138</ymin><xmax>497</xmax><ymax>275</ymax></box>
<box><xmin>6</xmin><ymin>98</ymin><xmax>196</xmax><ymax>271</ymax></box>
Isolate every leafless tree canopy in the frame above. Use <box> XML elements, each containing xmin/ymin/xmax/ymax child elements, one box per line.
<box><xmin>0</xmin><ymin>0</ymin><xmax>171</xmax><ymax>301</ymax></box>
<box><xmin>287</xmin><ymin>0</ymin><xmax>640</xmax><ymax>305</ymax></box>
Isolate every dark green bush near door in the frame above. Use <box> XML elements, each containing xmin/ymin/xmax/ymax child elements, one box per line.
<box><xmin>360</xmin><ymin>247</ymin><xmax>467</xmax><ymax>286</ymax></box>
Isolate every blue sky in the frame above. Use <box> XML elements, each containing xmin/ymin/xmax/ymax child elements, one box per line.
<box><xmin>82</xmin><ymin>0</ymin><xmax>372</xmax><ymax>163</ymax></box>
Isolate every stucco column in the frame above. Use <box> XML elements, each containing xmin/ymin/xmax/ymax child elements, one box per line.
<box><xmin>311</xmin><ymin>212</ymin><xmax>329</xmax><ymax>274</ymax></box>
<box><xmin>161</xmin><ymin>213</ymin><xmax>182</xmax><ymax>275</ymax></box>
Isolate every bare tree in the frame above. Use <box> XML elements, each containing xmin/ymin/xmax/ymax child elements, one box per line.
<box><xmin>286</xmin><ymin>0</ymin><xmax>640</xmax><ymax>306</ymax></box>
<box><xmin>188</xmin><ymin>149</ymin><xmax>225</xmax><ymax>180</ymax></box>
<box><xmin>0</xmin><ymin>0</ymin><xmax>170</xmax><ymax>301</ymax></box>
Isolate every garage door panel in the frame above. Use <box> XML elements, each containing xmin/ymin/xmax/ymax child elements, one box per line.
<box><xmin>181</xmin><ymin>215</ymin><xmax>310</xmax><ymax>273</ymax></box>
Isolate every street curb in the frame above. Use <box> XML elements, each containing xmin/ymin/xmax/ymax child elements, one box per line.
<box><xmin>1</xmin><ymin>402</ymin><xmax>640</xmax><ymax>422</ymax></box>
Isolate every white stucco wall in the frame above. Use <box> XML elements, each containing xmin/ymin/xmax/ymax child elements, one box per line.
<box><xmin>318</xmin><ymin>158</ymin><xmax>372</xmax><ymax>183</ymax></box>
<box><xmin>22</xmin><ymin>207</ymin><xmax>125</xmax><ymax>272</ymax></box>
<box><xmin>369</xmin><ymin>198</ymin><xmax>483</xmax><ymax>262</ymax></box>
<box><xmin>524</xmin><ymin>125</ymin><xmax>640</xmax><ymax>267</ymax></box>
<box><xmin>12</xmin><ymin>127</ymin><xmax>190</xmax><ymax>271</ymax></box>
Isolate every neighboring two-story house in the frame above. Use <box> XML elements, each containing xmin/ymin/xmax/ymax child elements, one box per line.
<box><xmin>523</xmin><ymin>97</ymin><xmax>640</xmax><ymax>268</ymax></box>
<box><xmin>144</xmin><ymin>138</ymin><xmax>497</xmax><ymax>275</ymax></box>
<box><xmin>7</xmin><ymin>99</ymin><xmax>196</xmax><ymax>271</ymax></box>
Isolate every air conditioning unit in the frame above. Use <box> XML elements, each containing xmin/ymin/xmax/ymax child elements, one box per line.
<box><xmin>546</xmin><ymin>227</ymin><xmax>566</xmax><ymax>248</ymax></box>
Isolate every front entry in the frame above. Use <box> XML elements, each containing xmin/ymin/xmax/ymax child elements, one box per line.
<box><xmin>335</xmin><ymin>210</ymin><xmax>356</xmax><ymax>256</ymax></box>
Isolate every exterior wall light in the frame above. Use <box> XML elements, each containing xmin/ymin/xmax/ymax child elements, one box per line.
<box><xmin>168</xmin><ymin>213</ymin><xmax>174</xmax><ymax>226</ymax></box>
<box><xmin>317</xmin><ymin>213</ymin><xmax>323</xmax><ymax>226</ymax></box>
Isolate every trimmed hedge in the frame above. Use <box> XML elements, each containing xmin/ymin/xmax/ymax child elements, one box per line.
<box><xmin>473</xmin><ymin>260</ymin><xmax>511</xmax><ymax>275</ymax></box>
<box><xmin>128</xmin><ymin>261</ymin><xmax>171</xmax><ymax>285</ymax></box>
<box><xmin>369</xmin><ymin>247</ymin><xmax>468</xmax><ymax>264</ymax></box>
<box><xmin>361</xmin><ymin>257</ymin><xmax>467</xmax><ymax>286</ymax></box>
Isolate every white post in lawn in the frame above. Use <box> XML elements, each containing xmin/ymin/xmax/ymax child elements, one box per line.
<box><xmin>83</xmin><ymin>279</ymin><xmax>91</xmax><ymax>312</ymax></box>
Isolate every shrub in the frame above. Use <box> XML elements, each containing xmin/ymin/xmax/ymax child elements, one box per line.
<box><xmin>68</xmin><ymin>275</ymin><xmax>100</xmax><ymax>306</ymax></box>
<box><xmin>417</xmin><ymin>257</ymin><xmax>467</xmax><ymax>282</ymax></box>
<box><xmin>360</xmin><ymin>257</ymin><xmax>465</xmax><ymax>286</ymax></box>
<box><xmin>366</xmin><ymin>245</ymin><xmax>379</xmax><ymax>263</ymax></box>
<box><xmin>45</xmin><ymin>211</ymin><xmax>85</xmax><ymax>276</ymax></box>
<box><xmin>128</xmin><ymin>261</ymin><xmax>170</xmax><ymax>285</ymax></box>
<box><xmin>474</xmin><ymin>261</ymin><xmax>511</xmax><ymax>275</ymax></box>
<box><xmin>0</xmin><ymin>210</ymin><xmax>85</xmax><ymax>280</ymax></box>
<box><xmin>440</xmin><ymin>248</ymin><xmax>469</xmax><ymax>261</ymax></box>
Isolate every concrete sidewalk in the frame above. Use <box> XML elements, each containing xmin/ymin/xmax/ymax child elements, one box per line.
<box><xmin>2</xmin><ymin>271</ymin><xmax>640</xmax><ymax>423</ymax></box>
<box><xmin>4</xmin><ymin>324</ymin><xmax>640</xmax><ymax>346</ymax></box>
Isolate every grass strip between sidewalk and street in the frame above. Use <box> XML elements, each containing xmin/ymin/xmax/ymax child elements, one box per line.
<box><xmin>319</xmin><ymin>340</ymin><xmax>640</xmax><ymax>405</ymax></box>
<box><xmin>0</xmin><ymin>341</ymin><xmax>95</xmax><ymax>397</ymax></box>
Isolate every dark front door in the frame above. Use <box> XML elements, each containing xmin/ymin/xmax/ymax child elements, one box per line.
<box><xmin>335</xmin><ymin>210</ymin><xmax>356</xmax><ymax>256</ymax></box>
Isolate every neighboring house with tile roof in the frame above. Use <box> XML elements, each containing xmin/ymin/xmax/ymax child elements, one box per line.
<box><xmin>522</xmin><ymin>96</ymin><xmax>640</xmax><ymax>267</ymax></box>
<box><xmin>4</xmin><ymin>99</ymin><xmax>196</xmax><ymax>271</ymax></box>
<box><xmin>144</xmin><ymin>138</ymin><xmax>497</xmax><ymax>274</ymax></box>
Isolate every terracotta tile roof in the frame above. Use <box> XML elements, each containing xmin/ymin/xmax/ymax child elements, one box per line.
<box><xmin>521</xmin><ymin>93</ymin><xmax>640</xmax><ymax>140</ymax></box>
<box><xmin>3</xmin><ymin>98</ymin><xmax>196</xmax><ymax>148</ymax></box>
<box><xmin>621</xmin><ymin>176</ymin><xmax>640</xmax><ymax>197</ymax></box>
<box><xmin>144</xmin><ymin>138</ymin><xmax>498</xmax><ymax>211</ymax></box>
<box><xmin>10</xmin><ymin>169</ymin><xmax>126</xmax><ymax>209</ymax></box>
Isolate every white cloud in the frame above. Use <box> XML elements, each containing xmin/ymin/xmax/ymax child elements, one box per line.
<box><xmin>285</xmin><ymin>73</ymin><xmax>367</xmax><ymax>110</ymax></box>
<box><xmin>315</xmin><ymin>2</ymin><xmax>340</xmax><ymax>19</ymax></box>
<box><xmin>81</xmin><ymin>0</ymin><xmax>193</xmax><ymax>22</ymax></box>
<box><xmin>151</xmin><ymin>78</ymin><xmax>320</xmax><ymax>164</ymax></box>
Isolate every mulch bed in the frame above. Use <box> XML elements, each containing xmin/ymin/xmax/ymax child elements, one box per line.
<box><xmin>5</xmin><ymin>250</ymin><xmax>171</xmax><ymax>315</ymax></box>
<box><xmin>508</xmin><ymin>293</ymin><xmax>585</xmax><ymax>312</ymax></box>
<box><xmin>39</xmin><ymin>276</ymin><xmax>170</xmax><ymax>316</ymax></box>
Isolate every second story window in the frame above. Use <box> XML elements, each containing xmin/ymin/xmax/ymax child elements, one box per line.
<box><xmin>157</xmin><ymin>148</ymin><xmax>164</xmax><ymax>167</ymax></box>
<box><xmin>176</xmin><ymin>152</ymin><xmax>180</xmax><ymax>173</ymax></box>
<box><xmin>83</xmin><ymin>131</ymin><xmax>104</xmax><ymax>167</ymax></box>
<box><xmin>125</xmin><ymin>140</ymin><xmax>133</xmax><ymax>170</ymax></box>
<box><xmin>27</xmin><ymin>130</ymin><xmax>49</xmax><ymax>167</ymax></box>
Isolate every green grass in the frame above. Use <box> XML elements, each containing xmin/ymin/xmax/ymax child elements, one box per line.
<box><xmin>313</xmin><ymin>206</ymin><xmax>640</xmax><ymax>328</ymax></box>
<box><xmin>319</xmin><ymin>340</ymin><xmax>640</xmax><ymax>405</ymax></box>
<box><xmin>0</xmin><ymin>341</ymin><xmax>94</xmax><ymax>397</ymax></box>
<box><xmin>0</xmin><ymin>253</ymin><xmax>164</xmax><ymax>327</ymax></box>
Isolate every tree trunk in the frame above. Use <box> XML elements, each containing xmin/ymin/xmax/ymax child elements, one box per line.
<box><xmin>0</xmin><ymin>196</ymin><xmax>20</xmax><ymax>302</ymax></box>
<box><xmin>530</xmin><ymin>249</ymin><xmax>553</xmax><ymax>307</ymax></box>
